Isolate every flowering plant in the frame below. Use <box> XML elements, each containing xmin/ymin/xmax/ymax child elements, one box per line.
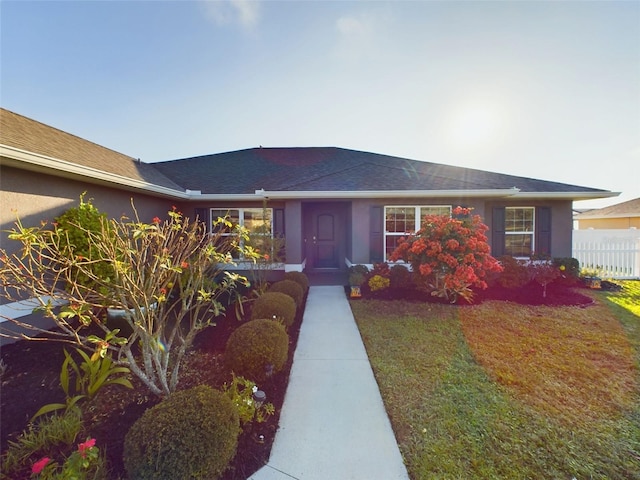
<box><xmin>389</xmin><ymin>207</ymin><xmax>502</xmax><ymax>303</ymax></box>
<box><xmin>0</xmin><ymin>200</ymin><xmax>255</xmax><ymax>397</ymax></box>
<box><xmin>31</xmin><ymin>438</ymin><xmax>101</xmax><ymax>479</ymax></box>
<box><xmin>222</xmin><ymin>374</ymin><xmax>275</xmax><ymax>426</ymax></box>
<box><xmin>368</xmin><ymin>274</ymin><xmax>390</xmax><ymax>292</ymax></box>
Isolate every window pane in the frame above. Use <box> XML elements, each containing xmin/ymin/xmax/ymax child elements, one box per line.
<box><xmin>244</xmin><ymin>208</ymin><xmax>271</xmax><ymax>234</ymax></box>
<box><xmin>211</xmin><ymin>209</ymin><xmax>239</xmax><ymax>233</ymax></box>
<box><xmin>505</xmin><ymin>234</ymin><xmax>532</xmax><ymax>257</ymax></box>
<box><xmin>420</xmin><ymin>206</ymin><xmax>451</xmax><ymax>218</ymax></box>
<box><xmin>505</xmin><ymin>207</ymin><xmax>534</xmax><ymax>232</ymax></box>
<box><xmin>385</xmin><ymin>235</ymin><xmax>404</xmax><ymax>258</ymax></box>
<box><xmin>386</xmin><ymin>207</ymin><xmax>415</xmax><ymax>233</ymax></box>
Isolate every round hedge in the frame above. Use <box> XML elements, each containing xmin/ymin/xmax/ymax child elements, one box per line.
<box><xmin>123</xmin><ymin>385</ymin><xmax>239</xmax><ymax>480</ymax></box>
<box><xmin>250</xmin><ymin>292</ymin><xmax>296</xmax><ymax>328</ymax></box>
<box><xmin>283</xmin><ymin>271</ymin><xmax>309</xmax><ymax>293</ymax></box>
<box><xmin>268</xmin><ymin>279</ymin><xmax>304</xmax><ymax>308</ymax></box>
<box><xmin>225</xmin><ymin>319</ymin><xmax>289</xmax><ymax>382</ymax></box>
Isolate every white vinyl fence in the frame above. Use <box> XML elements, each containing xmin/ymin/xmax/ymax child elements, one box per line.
<box><xmin>572</xmin><ymin>229</ymin><xmax>640</xmax><ymax>279</ymax></box>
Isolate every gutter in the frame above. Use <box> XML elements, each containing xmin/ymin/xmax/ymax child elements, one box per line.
<box><xmin>0</xmin><ymin>144</ymin><xmax>187</xmax><ymax>199</ymax></box>
<box><xmin>253</xmin><ymin>188</ymin><xmax>521</xmax><ymax>199</ymax></box>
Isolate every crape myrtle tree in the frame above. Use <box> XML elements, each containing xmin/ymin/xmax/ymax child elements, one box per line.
<box><xmin>388</xmin><ymin>206</ymin><xmax>503</xmax><ymax>303</ymax></box>
<box><xmin>0</xmin><ymin>199</ymin><xmax>256</xmax><ymax>397</ymax></box>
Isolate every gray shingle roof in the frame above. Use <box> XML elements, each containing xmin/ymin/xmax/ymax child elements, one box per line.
<box><xmin>153</xmin><ymin>147</ymin><xmax>609</xmax><ymax>196</ymax></box>
<box><xmin>0</xmin><ymin>108</ymin><xmax>183</xmax><ymax>192</ymax></box>
<box><xmin>0</xmin><ymin>108</ymin><xmax>612</xmax><ymax>200</ymax></box>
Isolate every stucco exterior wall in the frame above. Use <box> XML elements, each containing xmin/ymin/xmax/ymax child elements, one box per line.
<box><xmin>484</xmin><ymin>199</ymin><xmax>573</xmax><ymax>258</ymax></box>
<box><xmin>1</xmin><ymin>165</ymin><xmax>171</xmax><ymax>257</ymax></box>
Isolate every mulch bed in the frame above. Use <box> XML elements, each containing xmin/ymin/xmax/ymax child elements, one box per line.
<box><xmin>353</xmin><ymin>280</ymin><xmax>596</xmax><ymax>307</ymax></box>
<box><xmin>0</xmin><ymin>280</ymin><xmax>596</xmax><ymax>478</ymax></box>
<box><xmin>1</xmin><ymin>294</ymin><xmax>304</xmax><ymax>480</ymax></box>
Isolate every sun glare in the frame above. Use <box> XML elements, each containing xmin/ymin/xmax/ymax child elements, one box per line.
<box><xmin>445</xmin><ymin>104</ymin><xmax>504</xmax><ymax>151</ymax></box>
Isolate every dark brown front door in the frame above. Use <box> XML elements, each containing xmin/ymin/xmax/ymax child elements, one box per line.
<box><xmin>305</xmin><ymin>203</ymin><xmax>346</xmax><ymax>271</ymax></box>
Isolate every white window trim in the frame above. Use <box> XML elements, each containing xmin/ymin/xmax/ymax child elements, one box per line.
<box><xmin>209</xmin><ymin>207</ymin><xmax>273</xmax><ymax>259</ymax></box>
<box><xmin>383</xmin><ymin>205</ymin><xmax>452</xmax><ymax>262</ymax></box>
<box><xmin>505</xmin><ymin>206</ymin><xmax>535</xmax><ymax>258</ymax></box>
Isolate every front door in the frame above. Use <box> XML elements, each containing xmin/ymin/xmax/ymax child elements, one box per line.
<box><xmin>305</xmin><ymin>203</ymin><xmax>346</xmax><ymax>271</ymax></box>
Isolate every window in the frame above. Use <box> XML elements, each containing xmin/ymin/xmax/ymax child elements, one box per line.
<box><xmin>384</xmin><ymin>205</ymin><xmax>451</xmax><ymax>260</ymax></box>
<box><xmin>504</xmin><ymin>207</ymin><xmax>535</xmax><ymax>257</ymax></box>
<box><xmin>210</xmin><ymin>208</ymin><xmax>272</xmax><ymax>259</ymax></box>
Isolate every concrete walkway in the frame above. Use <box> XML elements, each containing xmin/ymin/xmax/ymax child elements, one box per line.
<box><xmin>249</xmin><ymin>286</ymin><xmax>409</xmax><ymax>480</ymax></box>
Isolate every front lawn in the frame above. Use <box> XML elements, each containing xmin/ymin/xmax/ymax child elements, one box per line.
<box><xmin>351</xmin><ymin>282</ymin><xmax>640</xmax><ymax>479</ymax></box>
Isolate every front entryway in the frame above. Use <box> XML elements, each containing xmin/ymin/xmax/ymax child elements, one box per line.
<box><xmin>303</xmin><ymin>202</ymin><xmax>347</xmax><ymax>273</ymax></box>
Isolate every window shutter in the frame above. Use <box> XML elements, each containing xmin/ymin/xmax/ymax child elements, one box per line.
<box><xmin>492</xmin><ymin>207</ymin><xmax>505</xmax><ymax>257</ymax></box>
<box><xmin>370</xmin><ymin>206</ymin><xmax>384</xmax><ymax>263</ymax></box>
<box><xmin>536</xmin><ymin>206</ymin><xmax>551</xmax><ymax>256</ymax></box>
<box><xmin>194</xmin><ymin>208</ymin><xmax>208</xmax><ymax>229</ymax></box>
<box><xmin>273</xmin><ymin>208</ymin><xmax>285</xmax><ymax>237</ymax></box>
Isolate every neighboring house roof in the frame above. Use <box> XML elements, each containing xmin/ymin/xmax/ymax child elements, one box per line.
<box><xmin>0</xmin><ymin>108</ymin><xmax>617</xmax><ymax>202</ymax></box>
<box><xmin>0</xmin><ymin>108</ymin><xmax>184</xmax><ymax>197</ymax></box>
<box><xmin>575</xmin><ymin>197</ymin><xmax>640</xmax><ymax>220</ymax></box>
<box><xmin>153</xmin><ymin>147</ymin><xmax>615</xmax><ymax>200</ymax></box>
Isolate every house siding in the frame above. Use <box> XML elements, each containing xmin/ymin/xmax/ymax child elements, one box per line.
<box><xmin>0</xmin><ymin>165</ymin><xmax>169</xmax><ymax>258</ymax></box>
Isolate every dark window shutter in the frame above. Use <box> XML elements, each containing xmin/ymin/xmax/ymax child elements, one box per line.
<box><xmin>536</xmin><ymin>206</ymin><xmax>551</xmax><ymax>256</ymax></box>
<box><xmin>273</xmin><ymin>208</ymin><xmax>285</xmax><ymax>237</ymax></box>
<box><xmin>194</xmin><ymin>208</ymin><xmax>208</xmax><ymax>230</ymax></box>
<box><xmin>370</xmin><ymin>206</ymin><xmax>384</xmax><ymax>263</ymax></box>
<box><xmin>492</xmin><ymin>207</ymin><xmax>506</xmax><ymax>257</ymax></box>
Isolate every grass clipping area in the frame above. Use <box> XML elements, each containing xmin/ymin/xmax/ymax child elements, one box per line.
<box><xmin>351</xmin><ymin>282</ymin><xmax>640</xmax><ymax>480</ymax></box>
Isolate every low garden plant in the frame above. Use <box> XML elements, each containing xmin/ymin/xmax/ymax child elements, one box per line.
<box><xmin>283</xmin><ymin>271</ymin><xmax>310</xmax><ymax>293</ymax></box>
<box><xmin>268</xmin><ymin>279</ymin><xmax>304</xmax><ymax>309</ymax></box>
<box><xmin>123</xmin><ymin>385</ymin><xmax>240</xmax><ymax>480</ymax></box>
<box><xmin>250</xmin><ymin>291</ymin><xmax>296</xmax><ymax>328</ymax></box>
<box><xmin>225</xmin><ymin>318</ymin><xmax>289</xmax><ymax>382</ymax></box>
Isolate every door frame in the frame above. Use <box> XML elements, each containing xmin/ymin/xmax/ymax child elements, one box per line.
<box><xmin>302</xmin><ymin>202</ymin><xmax>348</xmax><ymax>272</ymax></box>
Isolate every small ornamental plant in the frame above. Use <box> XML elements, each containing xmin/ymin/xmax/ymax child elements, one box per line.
<box><xmin>368</xmin><ymin>274</ymin><xmax>391</xmax><ymax>292</ymax></box>
<box><xmin>222</xmin><ymin>374</ymin><xmax>275</xmax><ymax>426</ymax></box>
<box><xmin>31</xmin><ymin>437</ymin><xmax>102</xmax><ymax>479</ymax></box>
<box><xmin>389</xmin><ymin>207</ymin><xmax>503</xmax><ymax>303</ymax></box>
<box><xmin>528</xmin><ymin>259</ymin><xmax>561</xmax><ymax>298</ymax></box>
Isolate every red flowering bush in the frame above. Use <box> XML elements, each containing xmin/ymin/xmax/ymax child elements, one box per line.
<box><xmin>388</xmin><ymin>207</ymin><xmax>502</xmax><ymax>303</ymax></box>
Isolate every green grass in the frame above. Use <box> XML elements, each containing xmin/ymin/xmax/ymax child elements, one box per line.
<box><xmin>351</xmin><ymin>282</ymin><xmax>640</xmax><ymax>479</ymax></box>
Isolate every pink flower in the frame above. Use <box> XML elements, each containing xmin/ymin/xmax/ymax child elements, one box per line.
<box><xmin>78</xmin><ymin>438</ymin><xmax>96</xmax><ymax>458</ymax></box>
<box><xmin>152</xmin><ymin>216</ymin><xmax>161</xmax><ymax>224</ymax></box>
<box><xmin>181</xmin><ymin>261</ymin><xmax>189</xmax><ymax>269</ymax></box>
<box><xmin>32</xmin><ymin>457</ymin><xmax>50</xmax><ymax>474</ymax></box>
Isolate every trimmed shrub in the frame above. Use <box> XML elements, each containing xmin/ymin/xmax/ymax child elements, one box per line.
<box><xmin>284</xmin><ymin>271</ymin><xmax>310</xmax><ymax>292</ymax></box>
<box><xmin>251</xmin><ymin>292</ymin><xmax>296</xmax><ymax>328</ymax></box>
<box><xmin>389</xmin><ymin>264</ymin><xmax>412</xmax><ymax>289</ymax></box>
<box><xmin>55</xmin><ymin>194</ymin><xmax>115</xmax><ymax>295</ymax></box>
<box><xmin>552</xmin><ymin>257</ymin><xmax>580</xmax><ymax>286</ymax></box>
<box><xmin>495</xmin><ymin>255</ymin><xmax>530</xmax><ymax>289</ymax></box>
<box><xmin>123</xmin><ymin>385</ymin><xmax>239</xmax><ymax>480</ymax></box>
<box><xmin>268</xmin><ymin>279</ymin><xmax>304</xmax><ymax>308</ymax></box>
<box><xmin>225</xmin><ymin>319</ymin><xmax>289</xmax><ymax>382</ymax></box>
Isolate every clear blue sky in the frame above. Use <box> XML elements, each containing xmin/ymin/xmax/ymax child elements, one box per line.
<box><xmin>2</xmin><ymin>0</ymin><xmax>639</xmax><ymax>209</ymax></box>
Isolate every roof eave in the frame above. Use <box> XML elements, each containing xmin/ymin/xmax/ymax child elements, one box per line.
<box><xmin>512</xmin><ymin>191</ymin><xmax>620</xmax><ymax>201</ymax></box>
<box><xmin>1</xmin><ymin>144</ymin><xmax>188</xmax><ymax>199</ymax></box>
<box><xmin>254</xmin><ymin>188</ymin><xmax>521</xmax><ymax>199</ymax></box>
